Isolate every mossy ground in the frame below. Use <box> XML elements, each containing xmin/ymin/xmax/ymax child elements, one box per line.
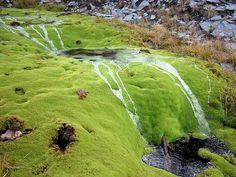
<box><xmin>0</xmin><ymin>8</ymin><xmax>235</xmax><ymax>177</ymax></box>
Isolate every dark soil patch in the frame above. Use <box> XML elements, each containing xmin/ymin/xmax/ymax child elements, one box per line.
<box><xmin>51</xmin><ymin>123</ymin><xmax>75</xmax><ymax>152</ymax></box>
<box><xmin>75</xmin><ymin>39</ymin><xmax>82</xmax><ymax>45</ymax></box>
<box><xmin>143</xmin><ymin>135</ymin><xmax>234</xmax><ymax>177</ymax></box>
<box><xmin>10</xmin><ymin>21</ymin><xmax>21</xmax><ymax>26</ymax></box>
<box><xmin>23</xmin><ymin>66</ymin><xmax>33</xmax><ymax>70</ymax></box>
<box><xmin>0</xmin><ymin>116</ymin><xmax>26</xmax><ymax>141</ymax></box>
<box><xmin>15</xmin><ymin>87</ymin><xmax>25</xmax><ymax>95</ymax></box>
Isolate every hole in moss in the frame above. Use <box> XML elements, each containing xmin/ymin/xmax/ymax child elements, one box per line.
<box><xmin>23</xmin><ymin>67</ymin><xmax>33</xmax><ymax>70</ymax></box>
<box><xmin>51</xmin><ymin>123</ymin><xmax>75</xmax><ymax>152</ymax></box>
<box><xmin>15</xmin><ymin>87</ymin><xmax>25</xmax><ymax>95</ymax></box>
<box><xmin>0</xmin><ymin>116</ymin><xmax>25</xmax><ymax>141</ymax></box>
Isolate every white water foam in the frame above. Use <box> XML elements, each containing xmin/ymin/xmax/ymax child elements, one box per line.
<box><xmin>38</xmin><ymin>24</ymin><xmax>57</xmax><ymax>51</ymax></box>
<box><xmin>53</xmin><ymin>27</ymin><xmax>65</xmax><ymax>49</ymax></box>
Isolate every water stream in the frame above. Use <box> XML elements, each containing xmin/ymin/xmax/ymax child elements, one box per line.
<box><xmin>0</xmin><ymin>15</ymin><xmax>222</xmax><ymax>176</ymax></box>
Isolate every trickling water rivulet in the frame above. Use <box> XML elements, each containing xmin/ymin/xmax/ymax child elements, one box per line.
<box><xmin>1</xmin><ymin>15</ymin><xmax>225</xmax><ymax>177</ymax></box>
<box><xmin>0</xmin><ymin>17</ymin><xmax>210</xmax><ymax>134</ymax></box>
<box><xmin>0</xmin><ymin>17</ymin><xmax>64</xmax><ymax>52</ymax></box>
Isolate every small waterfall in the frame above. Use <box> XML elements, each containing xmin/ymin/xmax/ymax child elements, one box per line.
<box><xmin>151</xmin><ymin>60</ymin><xmax>210</xmax><ymax>134</ymax></box>
<box><xmin>53</xmin><ymin>27</ymin><xmax>65</xmax><ymax>49</ymax></box>
<box><xmin>194</xmin><ymin>64</ymin><xmax>212</xmax><ymax>104</ymax></box>
<box><xmin>93</xmin><ymin>62</ymin><xmax>138</xmax><ymax>126</ymax></box>
<box><xmin>15</xmin><ymin>26</ymin><xmax>50</xmax><ymax>51</ymax></box>
<box><xmin>31</xmin><ymin>25</ymin><xmax>46</xmax><ymax>40</ymax></box>
<box><xmin>38</xmin><ymin>24</ymin><xmax>57</xmax><ymax>51</ymax></box>
<box><xmin>0</xmin><ymin>18</ymin><xmax>18</xmax><ymax>35</ymax></box>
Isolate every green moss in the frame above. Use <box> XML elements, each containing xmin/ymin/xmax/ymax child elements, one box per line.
<box><xmin>196</xmin><ymin>168</ymin><xmax>224</xmax><ymax>177</ymax></box>
<box><xmin>198</xmin><ymin>148</ymin><xmax>236</xmax><ymax>177</ymax></box>
<box><xmin>0</xmin><ymin>7</ymin><xmax>235</xmax><ymax>177</ymax></box>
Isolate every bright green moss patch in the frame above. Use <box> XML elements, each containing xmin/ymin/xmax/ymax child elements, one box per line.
<box><xmin>198</xmin><ymin>148</ymin><xmax>236</xmax><ymax>177</ymax></box>
<box><xmin>196</xmin><ymin>168</ymin><xmax>224</xmax><ymax>177</ymax></box>
<box><xmin>0</xmin><ymin>7</ymin><xmax>235</xmax><ymax>177</ymax></box>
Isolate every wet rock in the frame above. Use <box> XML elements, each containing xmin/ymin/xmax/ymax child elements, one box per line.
<box><xmin>143</xmin><ymin>135</ymin><xmax>233</xmax><ymax>177</ymax></box>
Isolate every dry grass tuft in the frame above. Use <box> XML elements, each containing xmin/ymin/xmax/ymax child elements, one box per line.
<box><xmin>13</xmin><ymin>0</ymin><xmax>38</xmax><ymax>8</ymax></box>
<box><xmin>0</xmin><ymin>154</ymin><xmax>12</xmax><ymax>177</ymax></box>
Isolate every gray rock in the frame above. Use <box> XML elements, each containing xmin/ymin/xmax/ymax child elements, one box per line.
<box><xmin>206</xmin><ymin>0</ymin><xmax>220</xmax><ymax>3</ymax></box>
<box><xmin>226</xmin><ymin>4</ymin><xmax>236</xmax><ymax>11</ymax></box>
<box><xmin>215</xmin><ymin>6</ymin><xmax>226</xmax><ymax>12</ymax></box>
<box><xmin>137</xmin><ymin>0</ymin><xmax>150</xmax><ymax>11</ymax></box>
<box><xmin>176</xmin><ymin>32</ymin><xmax>190</xmax><ymax>38</ymax></box>
<box><xmin>200</xmin><ymin>21</ymin><xmax>220</xmax><ymax>33</ymax></box>
<box><xmin>220</xmin><ymin>63</ymin><xmax>235</xmax><ymax>72</ymax></box>
<box><xmin>123</xmin><ymin>14</ymin><xmax>133</xmax><ymax>21</ymax></box>
<box><xmin>150</xmin><ymin>14</ymin><xmax>156</xmax><ymax>20</ymax></box>
<box><xmin>225</xmin><ymin>42</ymin><xmax>236</xmax><ymax>50</ymax></box>
<box><xmin>210</xmin><ymin>15</ymin><xmax>222</xmax><ymax>21</ymax></box>
<box><xmin>211</xmin><ymin>21</ymin><xmax>236</xmax><ymax>38</ymax></box>
<box><xmin>0</xmin><ymin>130</ymin><xmax>22</xmax><ymax>141</ymax></box>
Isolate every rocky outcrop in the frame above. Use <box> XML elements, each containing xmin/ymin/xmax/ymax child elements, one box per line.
<box><xmin>63</xmin><ymin>0</ymin><xmax>236</xmax><ymax>45</ymax></box>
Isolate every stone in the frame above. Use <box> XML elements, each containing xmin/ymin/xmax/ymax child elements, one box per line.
<box><xmin>137</xmin><ymin>0</ymin><xmax>150</xmax><ymax>11</ymax></box>
<box><xmin>211</xmin><ymin>21</ymin><xmax>236</xmax><ymax>39</ymax></box>
<box><xmin>0</xmin><ymin>129</ymin><xmax>22</xmax><ymax>141</ymax></box>
<box><xmin>225</xmin><ymin>42</ymin><xmax>236</xmax><ymax>50</ymax></box>
<box><xmin>200</xmin><ymin>20</ymin><xmax>220</xmax><ymax>33</ymax></box>
<box><xmin>123</xmin><ymin>14</ymin><xmax>133</xmax><ymax>21</ymax></box>
<box><xmin>150</xmin><ymin>14</ymin><xmax>156</xmax><ymax>20</ymax></box>
<box><xmin>176</xmin><ymin>32</ymin><xmax>190</xmax><ymax>38</ymax></box>
<box><xmin>206</xmin><ymin>0</ymin><xmax>220</xmax><ymax>4</ymax></box>
<box><xmin>215</xmin><ymin>6</ymin><xmax>226</xmax><ymax>12</ymax></box>
<box><xmin>210</xmin><ymin>15</ymin><xmax>222</xmax><ymax>21</ymax></box>
<box><xmin>226</xmin><ymin>4</ymin><xmax>236</xmax><ymax>11</ymax></box>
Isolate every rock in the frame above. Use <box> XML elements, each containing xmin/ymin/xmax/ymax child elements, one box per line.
<box><xmin>211</xmin><ymin>21</ymin><xmax>236</xmax><ymax>39</ymax></box>
<box><xmin>215</xmin><ymin>5</ymin><xmax>226</xmax><ymax>12</ymax></box>
<box><xmin>0</xmin><ymin>129</ymin><xmax>22</xmax><ymax>141</ymax></box>
<box><xmin>200</xmin><ymin>21</ymin><xmax>218</xmax><ymax>33</ymax></box>
<box><xmin>206</xmin><ymin>0</ymin><xmax>221</xmax><ymax>4</ymax></box>
<box><xmin>220</xmin><ymin>63</ymin><xmax>235</xmax><ymax>72</ymax></box>
<box><xmin>176</xmin><ymin>32</ymin><xmax>190</xmax><ymax>38</ymax></box>
<box><xmin>210</xmin><ymin>15</ymin><xmax>222</xmax><ymax>21</ymax></box>
<box><xmin>123</xmin><ymin>14</ymin><xmax>133</xmax><ymax>21</ymax></box>
<box><xmin>150</xmin><ymin>14</ymin><xmax>156</xmax><ymax>20</ymax></box>
<box><xmin>225</xmin><ymin>42</ymin><xmax>236</xmax><ymax>50</ymax></box>
<box><xmin>137</xmin><ymin>0</ymin><xmax>149</xmax><ymax>11</ymax></box>
<box><xmin>226</xmin><ymin>4</ymin><xmax>236</xmax><ymax>11</ymax></box>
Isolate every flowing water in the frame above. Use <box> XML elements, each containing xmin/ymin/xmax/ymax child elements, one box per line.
<box><xmin>0</xmin><ymin>15</ymin><xmax>223</xmax><ymax>176</ymax></box>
